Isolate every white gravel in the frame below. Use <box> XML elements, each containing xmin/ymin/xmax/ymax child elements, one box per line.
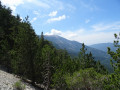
<box><xmin>0</xmin><ymin>70</ymin><xmax>38</xmax><ymax>90</ymax></box>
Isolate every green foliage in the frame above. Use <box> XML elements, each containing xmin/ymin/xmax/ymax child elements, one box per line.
<box><xmin>77</xmin><ymin>43</ymin><xmax>108</xmax><ymax>74</ymax></box>
<box><xmin>108</xmin><ymin>33</ymin><xmax>120</xmax><ymax>73</ymax></box>
<box><xmin>52</xmin><ymin>69</ymin><xmax>67</xmax><ymax>89</ymax></box>
<box><xmin>106</xmin><ymin>33</ymin><xmax>120</xmax><ymax>89</ymax></box>
<box><xmin>1</xmin><ymin>2</ymin><xmax>119</xmax><ymax>90</ymax></box>
<box><xmin>65</xmin><ymin>68</ymin><xmax>105</xmax><ymax>90</ymax></box>
<box><xmin>103</xmin><ymin>74</ymin><xmax>120</xmax><ymax>89</ymax></box>
<box><xmin>51</xmin><ymin>50</ymin><xmax>72</xmax><ymax>89</ymax></box>
<box><xmin>44</xmin><ymin>35</ymin><xmax>112</xmax><ymax>71</ymax></box>
<box><xmin>13</xmin><ymin>81</ymin><xmax>25</xmax><ymax>90</ymax></box>
<box><xmin>42</xmin><ymin>45</ymin><xmax>55</xmax><ymax>89</ymax></box>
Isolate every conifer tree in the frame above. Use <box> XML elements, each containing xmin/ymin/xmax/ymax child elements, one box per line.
<box><xmin>42</xmin><ymin>45</ymin><xmax>55</xmax><ymax>90</ymax></box>
<box><xmin>107</xmin><ymin>33</ymin><xmax>120</xmax><ymax>88</ymax></box>
<box><xmin>0</xmin><ymin>2</ymin><xmax>15</xmax><ymax>71</ymax></box>
<box><xmin>108</xmin><ymin>33</ymin><xmax>120</xmax><ymax>73</ymax></box>
<box><xmin>78</xmin><ymin>43</ymin><xmax>87</xmax><ymax>69</ymax></box>
<box><xmin>34</xmin><ymin>32</ymin><xmax>45</xmax><ymax>83</ymax></box>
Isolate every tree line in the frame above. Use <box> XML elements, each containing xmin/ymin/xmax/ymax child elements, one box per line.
<box><xmin>0</xmin><ymin>2</ymin><xmax>120</xmax><ymax>89</ymax></box>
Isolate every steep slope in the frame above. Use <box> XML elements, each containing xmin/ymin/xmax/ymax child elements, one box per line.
<box><xmin>43</xmin><ymin>35</ymin><xmax>112</xmax><ymax>71</ymax></box>
<box><xmin>89</xmin><ymin>43</ymin><xmax>117</xmax><ymax>52</ymax></box>
<box><xmin>44</xmin><ymin>35</ymin><xmax>109</xmax><ymax>57</ymax></box>
<box><xmin>0</xmin><ymin>69</ymin><xmax>38</xmax><ymax>90</ymax></box>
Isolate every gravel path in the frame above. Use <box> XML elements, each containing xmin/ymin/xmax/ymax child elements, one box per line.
<box><xmin>0</xmin><ymin>69</ymin><xmax>38</xmax><ymax>90</ymax></box>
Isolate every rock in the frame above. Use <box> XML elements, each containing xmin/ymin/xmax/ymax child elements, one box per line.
<box><xmin>0</xmin><ymin>70</ymin><xmax>38</xmax><ymax>90</ymax></box>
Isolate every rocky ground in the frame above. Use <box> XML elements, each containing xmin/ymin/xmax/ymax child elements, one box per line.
<box><xmin>0</xmin><ymin>69</ymin><xmax>38</xmax><ymax>90</ymax></box>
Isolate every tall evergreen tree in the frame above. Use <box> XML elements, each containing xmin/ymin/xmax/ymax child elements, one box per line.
<box><xmin>34</xmin><ymin>32</ymin><xmax>45</xmax><ymax>83</ymax></box>
<box><xmin>0</xmin><ymin>2</ymin><xmax>16</xmax><ymax>71</ymax></box>
<box><xmin>78</xmin><ymin>43</ymin><xmax>87</xmax><ymax>69</ymax></box>
<box><xmin>42</xmin><ymin>45</ymin><xmax>55</xmax><ymax>90</ymax></box>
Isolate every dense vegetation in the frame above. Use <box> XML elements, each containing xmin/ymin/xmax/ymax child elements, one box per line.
<box><xmin>44</xmin><ymin>35</ymin><xmax>112</xmax><ymax>72</ymax></box>
<box><xmin>0</xmin><ymin>2</ymin><xmax>120</xmax><ymax>89</ymax></box>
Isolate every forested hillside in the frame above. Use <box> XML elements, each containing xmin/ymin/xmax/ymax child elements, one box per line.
<box><xmin>0</xmin><ymin>2</ymin><xmax>120</xmax><ymax>90</ymax></box>
<box><xmin>44</xmin><ymin>35</ymin><xmax>112</xmax><ymax>71</ymax></box>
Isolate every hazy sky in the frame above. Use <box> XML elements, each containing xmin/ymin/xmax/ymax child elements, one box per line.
<box><xmin>1</xmin><ymin>0</ymin><xmax>120</xmax><ymax>45</ymax></box>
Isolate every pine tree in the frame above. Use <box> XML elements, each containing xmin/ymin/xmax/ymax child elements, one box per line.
<box><xmin>0</xmin><ymin>2</ymin><xmax>16</xmax><ymax>72</ymax></box>
<box><xmin>78</xmin><ymin>43</ymin><xmax>87</xmax><ymax>69</ymax></box>
<box><xmin>42</xmin><ymin>45</ymin><xmax>55</xmax><ymax>90</ymax></box>
<box><xmin>34</xmin><ymin>32</ymin><xmax>45</xmax><ymax>83</ymax></box>
<box><xmin>107</xmin><ymin>33</ymin><xmax>120</xmax><ymax>88</ymax></box>
<box><xmin>108</xmin><ymin>33</ymin><xmax>120</xmax><ymax>73</ymax></box>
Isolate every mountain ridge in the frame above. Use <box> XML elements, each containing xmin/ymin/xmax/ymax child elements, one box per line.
<box><xmin>38</xmin><ymin>35</ymin><xmax>113</xmax><ymax>71</ymax></box>
<box><xmin>89</xmin><ymin>43</ymin><xmax>117</xmax><ymax>52</ymax></box>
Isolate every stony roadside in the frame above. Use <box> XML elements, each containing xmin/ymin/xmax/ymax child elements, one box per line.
<box><xmin>0</xmin><ymin>69</ymin><xmax>38</xmax><ymax>90</ymax></box>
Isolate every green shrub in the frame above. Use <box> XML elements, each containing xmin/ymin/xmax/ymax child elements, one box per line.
<box><xmin>65</xmin><ymin>68</ymin><xmax>105</xmax><ymax>89</ymax></box>
<box><xmin>13</xmin><ymin>81</ymin><xmax>25</xmax><ymax>90</ymax></box>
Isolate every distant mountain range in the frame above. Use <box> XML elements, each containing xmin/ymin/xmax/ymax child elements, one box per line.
<box><xmin>89</xmin><ymin>43</ymin><xmax>117</xmax><ymax>52</ymax></box>
<box><xmin>40</xmin><ymin>35</ymin><xmax>113</xmax><ymax>72</ymax></box>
